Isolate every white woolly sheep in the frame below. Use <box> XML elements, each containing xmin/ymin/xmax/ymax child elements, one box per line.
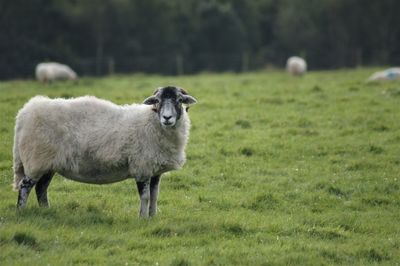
<box><xmin>35</xmin><ymin>62</ymin><xmax>78</xmax><ymax>83</ymax></box>
<box><xmin>286</xmin><ymin>56</ymin><xmax>307</xmax><ymax>76</ymax></box>
<box><xmin>367</xmin><ymin>67</ymin><xmax>400</xmax><ymax>82</ymax></box>
<box><xmin>13</xmin><ymin>86</ymin><xmax>197</xmax><ymax>217</ymax></box>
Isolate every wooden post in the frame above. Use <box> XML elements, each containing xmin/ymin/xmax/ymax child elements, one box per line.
<box><xmin>108</xmin><ymin>57</ymin><xmax>115</xmax><ymax>75</ymax></box>
<box><xmin>176</xmin><ymin>54</ymin><xmax>184</xmax><ymax>76</ymax></box>
<box><xmin>241</xmin><ymin>52</ymin><xmax>249</xmax><ymax>72</ymax></box>
<box><xmin>356</xmin><ymin>48</ymin><xmax>363</xmax><ymax>67</ymax></box>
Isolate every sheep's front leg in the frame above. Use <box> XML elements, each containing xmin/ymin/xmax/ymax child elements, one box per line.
<box><xmin>149</xmin><ymin>175</ymin><xmax>161</xmax><ymax>216</ymax></box>
<box><xmin>136</xmin><ymin>179</ymin><xmax>151</xmax><ymax>218</ymax></box>
<box><xmin>17</xmin><ymin>176</ymin><xmax>37</xmax><ymax>209</ymax></box>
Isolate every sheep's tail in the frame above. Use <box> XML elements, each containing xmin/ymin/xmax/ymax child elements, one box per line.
<box><xmin>12</xmin><ymin>136</ymin><xmax>25</xmax><ymax>191</ymax></box>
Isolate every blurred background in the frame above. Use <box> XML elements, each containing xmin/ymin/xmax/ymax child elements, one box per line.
<box><xmin>1</xmin><ymin>0</ymin><xmax>399</xmax><ymax>80</ymax></box>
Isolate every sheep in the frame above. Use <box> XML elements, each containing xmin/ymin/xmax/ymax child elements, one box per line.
<box><xmin>286</xmin><ymin>56</ymin><xmax>307</xmax><ymax>76</ymax></box>
<box><xmin>35</xmin><ymin>62</ymin><xmax>78</xmax><ymax>83</ymax></box>
<box><xmin>367</xmin><ymin>67</ymin><xmax>400</xmax><ymax>82</ymax></box>
<box><xmin>13</xmin><ymin>86</ymin><xmax>197</xmax><ymax>217</ymax></box>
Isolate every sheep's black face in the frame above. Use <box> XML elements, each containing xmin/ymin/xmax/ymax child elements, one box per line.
<box><xmin>143</xmin><ymin>86</ymin><xmax>197</xmax><ymax>128</ymax></box>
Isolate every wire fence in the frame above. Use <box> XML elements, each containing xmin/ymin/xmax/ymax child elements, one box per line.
<box><xmin>64</xmin><ymin>52</ymin><xmax>400</xmax><ymax>78</ymax></box>
<box><xmin>72</xmin><ymin>52</ymin><xmax>263</xmax><ymax>77</ymax></box>
<box><xmin>4</xmin><ymin>50</ymin><xmax>400</xmax><ymax>80</ymax></box>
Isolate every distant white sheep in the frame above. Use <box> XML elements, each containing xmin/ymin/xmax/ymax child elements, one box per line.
<box><xmin>367</xmin><ymin>68</ymin><xmax>400</xmax><ymax>82</ymax></box>
<box><xmin>35</xmin><ymin>62</ymin><xmax>78</xmax><ymax>82</ymax></box>
<box><xmin>13</xmin><ymin>86</ymin><xmax>197</xmax><ymax>217</ymax></box>
<box><xmin>286</xmin><ymin>56</ymin><xmax>307</xmax><ymax>76</ymax></box>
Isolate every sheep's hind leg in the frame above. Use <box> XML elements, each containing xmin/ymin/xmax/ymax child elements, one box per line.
<box><xmin>149</xmin><ymin>175</ymin><xmax>161</xmax><ymax>217</ymax></box>
<box><xmin>136</xmin><ymin>179</ymin><xmax>151</xmax><ymax>218</ymax></box>
<box><xmin>35</xmin><ymin>172</ymin><xmax>54</xmax><ymax>207</ymax></box>
<box><xmin>17</xmin><ymin>177</ymin><xmax>37</xmax><ymax>209</ymax></box>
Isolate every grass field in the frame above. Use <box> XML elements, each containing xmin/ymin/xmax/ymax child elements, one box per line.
<box><xmin>0</xmin><ymin>69</ymin><xmax>399</xmax><ymax>265</ymax></box>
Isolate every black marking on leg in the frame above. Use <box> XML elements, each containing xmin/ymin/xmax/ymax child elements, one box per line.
<box><xmin>149</xmin><ymin>175</ymin><xmax>161</xmax><ymax>216</ymax></box>
<box><xmin>136</xmin><ymin>181</ymin><xmax>146</xmax><ymax>197</ymax></box>
<box><xmin>35</xmin><ymin>172</ymin><xmax>54</xmax><ymax>207</ymax></box>
<box><xmin>17</xmin><ymin>177</ymin><xmax>36</xmax><ymax>208</ymax></box>
<box><xmin>20</xmin><ymin>178</ymin><xmax>36</xmax><ymax>188</ymax></box>
<box><xmin>150</xmin><ymin>175</ymin><xmax>160</xmax><ymax>191</ymax></box>
<box><xmin>136</xmin><ymin>179</ymin><xmax>151</xmax><ymax>217</ymax></box>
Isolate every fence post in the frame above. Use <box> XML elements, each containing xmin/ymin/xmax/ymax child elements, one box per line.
<box><xmin>176</xmin><ymin>54</ymin><xmax>184</xmax><ymax>75</ymax></box>
<box><xmin>95</xmin><ymin>38</ymin><xmax>103</xmax><ymax>76</ymax></box>
<box><xmin>356</xmin><ymin>48</ymin><xmax>363</xmax><ymax>67</ymax></box>
<box><xmin>108</xmin><ymin>57</ymin><xmax>115</xmax><ymax>75</ymax></box>
<box><xmin>241</xmin><ymin>51</ymin><xmax>249</xmax><ymax>72</ymax></box>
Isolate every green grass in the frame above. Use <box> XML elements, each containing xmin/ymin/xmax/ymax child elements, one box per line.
<box><xmin>1</xmin><ymin>69</ymin><xmax>400</xmax><ymax>265</ymax></box>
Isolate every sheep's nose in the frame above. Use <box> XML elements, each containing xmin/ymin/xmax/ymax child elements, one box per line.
<box><xmin>163</xmin><ymin>115</ymin><xmax>172</xmax><ymax>121</ymax></box>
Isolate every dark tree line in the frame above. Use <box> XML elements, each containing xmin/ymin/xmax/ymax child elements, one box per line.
<box><xmin>1</xmin><ymin>0</ymin><xmax>399</xmax><ymax>79</ymax></box>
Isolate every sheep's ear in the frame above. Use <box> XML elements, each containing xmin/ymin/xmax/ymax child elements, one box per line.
<box><xmin>153</xmin><ymin>87</ymin><xmax>162</xmax><ymax>94</ymax></box>
<box><xmin>143</xmin><ymin>96</ymin><xmax>159</xmax><ymax>105</ymax></box>
<box><xmin>182</xmin><ymin>95</ymin><xmax>197</xmax><ymax>105</ymax></box>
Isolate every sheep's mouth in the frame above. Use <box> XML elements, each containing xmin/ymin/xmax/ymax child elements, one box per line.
<box><xmin>162</xmin><ymin>121</ymin><xmax>174</xmax><ymax>127</ymax></box>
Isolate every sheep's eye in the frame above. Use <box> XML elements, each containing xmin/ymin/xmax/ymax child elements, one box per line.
<box><xmin>178</xmin><ymin>98</ymin><xmax>183</xmax><ymax>103</ymax></box>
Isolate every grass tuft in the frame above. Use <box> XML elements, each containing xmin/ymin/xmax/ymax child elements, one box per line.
<box><xmin>239</xmin><ymin>147</ymin><xmax>253</xmax><ymax>156</ymax></box>
<box><xmin>358</xmin><ymin>248</ymin><xmax>390</xmax><ymax>262</ymax></box>
<box><xmin>311</xmin><ymin>85</ymin><xmax>323</xmax><ymax>92</ymax></box>
<box><xmin>222</xmin><ymin>223</ymin><xmax>247</xmax><ymax>236</ymax></box>
<box><xmin>368</xmin><ymin>145</ymin><xmax>384</xmax><ymax>154</ymax></box>
<box><xmin>170</xmin><ymin>258</ymin><xmax>191</xmax><ymax>266</ymax></box>
<box><xmin>308</xmin><ymin>227</ymin><xmax>346</xmax><ymax>240</ymax></box>
<box><xmin>326</xmin><ymin>185</ymin><xmax>347</xmax><ymax>198</ymax></box>
<box><xmin>150</xmin><ymin>227</ymin><xmax>177</xmax><ymax>237</ymax></box>
<box><xmin>245</xmin><ymin>193</ymin><xmax>279</xmax><ymax>211</ymax></box>
<box><xmin>235</xmin><ymin>119</ymin><xmax>251</xmax><ymax>129</ymax></box>
<box><xmin>12</xmin><ymin>232</ymin><xmax>38</xmax><ymax>247</ymax></box>
<box><xmin>361</xmin><ymin>197</ymin><xmax>391</xmax><ymax>206</ymax></box>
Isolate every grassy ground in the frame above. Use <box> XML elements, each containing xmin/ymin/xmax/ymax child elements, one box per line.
<box><xmin>0</xmin><ymin>69</ymin><xmax>399</xmax><ymax>265</ymax></box>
